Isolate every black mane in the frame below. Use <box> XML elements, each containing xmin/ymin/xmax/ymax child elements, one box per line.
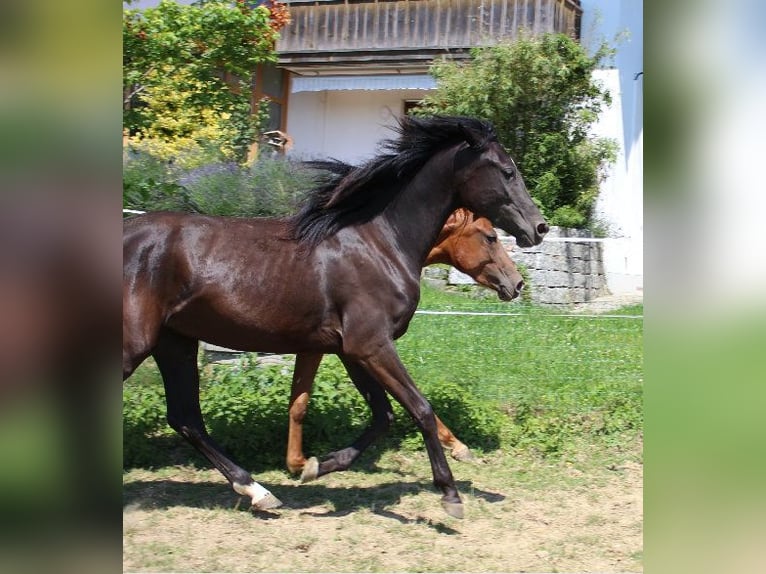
<box><xmin>290</xmin><ymin>115</ymin><xmax>497</xmax><ymax>246</ymax></box>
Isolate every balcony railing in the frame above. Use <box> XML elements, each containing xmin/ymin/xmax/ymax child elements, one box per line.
<box><xmin>277</xmin><ymin>0</ymin><xmax>581</xmax><ymax>62</ymax></box>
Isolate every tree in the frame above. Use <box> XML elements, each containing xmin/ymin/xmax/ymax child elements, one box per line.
<box><xmin>123</xmin><ymin>0</ymin><xmax>290</xmax><ymax>164</ymax></box>
<box><xmin>417</xmin><ymin>33</ymin><xmax>618</xmax><ymax>230</ymax></box>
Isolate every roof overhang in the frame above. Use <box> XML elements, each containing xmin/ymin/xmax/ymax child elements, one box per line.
<box><xmin>277</xmin><ymin>47</ymin><xmax>471</xmax><ymax>77</ymax></box>
<box><xmin>291</xmin><ymin>73</ymin><xmax>436</xmax><ymax>93</ymax></box>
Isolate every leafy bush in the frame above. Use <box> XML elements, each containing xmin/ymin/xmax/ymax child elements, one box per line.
<box><xmin>124</xmin><ymin>358</ymin><xmax>641</xmax><ymax>468</ymax></box>
<box><xmin>123</xmin><ymin>151</ymin><xmax>193</xmax><ymax>212</ymax></box>
<box><xmin>123</xmin><ymin>0</ymin><xmax>285</xmax><ymax>163</ymax></box>
<box><xmin>421</xmin><ymin>381</ymin><xmax>505</xmax><ymax>450</ymax></box>
<box><xmin>515</xmin><ymin>263</ymin><xmax>533</xmax><ymax>304</ymax></box>
<box><xmin>122</xmin><ymin>153</ymin><xmax>315</xmax><ymax>216</ymax></box>
<box><xmin>122</xmin><ymin>363</ymin><xmax>176</xmax><ymax>468</ymax></box>
<box><xmin>417</xmin><ymin>33</ymin><xmax>619</xmax><ymax>231</ymax></box>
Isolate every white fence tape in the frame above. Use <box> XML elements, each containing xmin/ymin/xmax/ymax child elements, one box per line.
<box><xmin>414</xmin><ymin>310</ymin><xmax>642</xmax><ymax>319</ymax></box>
<box><xmin>531</xmin><ymin>237</ymin><xmax>607</xmax><ymax>243</ymax></box>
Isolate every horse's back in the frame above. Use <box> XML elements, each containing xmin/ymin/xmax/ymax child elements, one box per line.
<box><xmin>122</xmin><ymin>211</ymin><xmax>336</xmax><ymax>352</ymax></box>
<box><xmin>124</xmin><ymin>211</ymin><xmax>291</xmax><ymax>264</ymax></box>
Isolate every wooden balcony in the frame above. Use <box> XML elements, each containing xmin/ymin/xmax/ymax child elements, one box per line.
<box><xmin>277</xmin><ymin>0</ymin><xmax>582</xmax><ymax>72</ymax></box>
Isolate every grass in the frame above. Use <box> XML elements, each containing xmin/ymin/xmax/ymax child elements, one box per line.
<box><xmin>399</xmin><ymin>283</ymin><xmax>643</xmax><ymax>456</ymax></box>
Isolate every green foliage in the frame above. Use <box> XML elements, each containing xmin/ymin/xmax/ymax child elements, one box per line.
<box><xmin>425</xmin><ymin>381</ymin><xmax>505</xmax><ymax>449</ymax></box>
<box><xmin>122</xmin><ymin>152</ymin><xmax>315</xmax><ymax>216</ymax></box>
<box><xmin>122</xmin><ymin>362</ymin><xmax>175</xmax><ymax>467</ymax></box>
<box><xmin>515</xmin><ymin>263</ymin><xmax>533</xmax><ymax>304</ymax></box>
<box><xmin>122</xmin><ymin>151</ymin><xmax>194</xmax><ymax>212</ymax></box>
<box><xmin>417</xmin><ymin>33</ymin><xmax>619</xmax><ymax>230</ymax></box>
<box><xmin>123</xmin><ymin>0</ymin><xmax>285</xmax><ymax>163</ymax></box>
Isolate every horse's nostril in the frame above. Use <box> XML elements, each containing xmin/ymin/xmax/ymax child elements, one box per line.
<box><xmin>537</xmin><ymin>222</ymin><xmax>550</xmax><ymax>235</ymax></box>
<box><xmin>516</xmin><ymin>281</ymin><xmax>525</xmax><ymax>292</ymax></box>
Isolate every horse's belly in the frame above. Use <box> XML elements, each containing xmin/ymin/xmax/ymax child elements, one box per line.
<box><xmin>165</xmin><ymin>299</ymin><xmax>342</xmax><ymax>354</ymax></box>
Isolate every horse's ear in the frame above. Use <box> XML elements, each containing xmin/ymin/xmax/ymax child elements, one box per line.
<box><xmin>443</xmin><ymin>210</ymin><xmax>460</xmax><ymax>230</ymax></box>
<box><xmin>459</xmin><ymin>122</ymin><xmax>484</xmax><ymax>150</ymax></box>
<box><xmin>444</xmin><ymin>208</ymin><xmax>471</xmax><ymax>233</ymax></box>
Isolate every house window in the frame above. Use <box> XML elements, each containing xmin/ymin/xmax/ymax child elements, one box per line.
<box><xmin>403</xmin><ymin>99</ymin><xmax>424</xmax><ymax>116</ymax></box>
<box><xmin>253</xmin><ymin>64</ymin><xmax>289</xmax><ymax>131</ymax></box>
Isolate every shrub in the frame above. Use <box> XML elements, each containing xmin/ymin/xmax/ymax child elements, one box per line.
<box><xmin>123</xmin><ymin>1</ymin><xmax>286</xmax><ymax>163</ymax></box>
<box><xmin>123</xmin><ymin>150</ymin><xmax>193</xmax><ymax>213</ymax></box>
<box><xmin>423</xmin><ymin>381</ymin><xmax>505</xmax><ymax>450</ymax></box>
<box><xmin>122</xmin><ymin>154</ymin><xmax>316</xmax><ymax>216</ymax></box>
<box><xmin>515</xmin><ymin>263</ymin><xmax>533</xmax><ymax>304</ymax></box>
<box><xmin>417</xmin><ymin>33</ymin><xmax>619</xmax><ymax>231</ymax></box>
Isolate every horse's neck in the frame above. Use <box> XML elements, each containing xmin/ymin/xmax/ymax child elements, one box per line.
<box><xmin>426</xmin><ymin>209</ymin><xmax>469</xmax><ymax>265</ymax></box>
<box><xmin>381</xmin><ymin>150</ymin><xmax>459</xmax><ymax>271</ymax></box>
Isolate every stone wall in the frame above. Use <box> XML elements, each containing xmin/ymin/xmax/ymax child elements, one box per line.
<box><xmin>448</xmin><ymin>226</ymin><xmax>609</xmax><ymax>305</ymax></box>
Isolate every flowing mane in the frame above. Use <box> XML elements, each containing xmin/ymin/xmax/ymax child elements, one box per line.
<box><xmin>290</xmin><ymin>115</ymin><xmax>497</xmax><ymax>246</ymax></box>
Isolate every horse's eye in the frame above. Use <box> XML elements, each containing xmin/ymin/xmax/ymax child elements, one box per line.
<box><xmin>502</xmin><ymin>168</ymin><xmax>515</xmax><ymax>180</ymax></box>
<box><xmin>485</xmin><ymin>234</ymin><xmax>498</xmax><ymax>244</ymax></box>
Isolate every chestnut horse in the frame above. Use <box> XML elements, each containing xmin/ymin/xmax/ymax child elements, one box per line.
<box><xmin>123</xmin><ymin>115</ymin><xmax>547</xmax><ymax>518</ymax></box>
<box><xmin>286</xmin><ymin>206</ymin><xmax>523</xmax><ymax>477</ymax></box>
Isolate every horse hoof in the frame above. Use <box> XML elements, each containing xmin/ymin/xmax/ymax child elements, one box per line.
<box><xmin>451</xmin><ymin>446</ymin><xmax>475</xmax><ymax>462</ymax></box>
<box><xmin>253</xmin><ymin>492</ymin><xmax>282</xmax><ymax>511</ymax></box>
<box><xmin>441</xmin><ymin>500</ymin><xmax>464</xmax><ymax>519</ymax></box>
<box><xmin>300</xmin><ymin>456</ymin><xmax>319</xmax><ymax>483</ymax></box>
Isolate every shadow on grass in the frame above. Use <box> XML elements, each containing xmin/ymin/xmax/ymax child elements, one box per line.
<box><xmin>123</xmin><ymin>430</ymin><xmax>496</xmax><ymax>478</ymax></box>
<box><xmin>123</xmin><ymin>475</ymin><xmax>503</xmax><ymax>534</ymax></box>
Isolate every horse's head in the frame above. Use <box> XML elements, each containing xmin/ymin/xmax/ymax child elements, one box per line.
<box><xmin>453</xmin><ymin>125</ymin><xmax>548</xmax><ymax>248</ymax></box>
<box><xmin>432</xmin><ymin>209</ymin><xmax>524</xmax><ymax>301</ymax></box>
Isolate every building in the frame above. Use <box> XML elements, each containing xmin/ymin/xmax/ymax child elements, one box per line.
<box><xmin>276</xmin><ymin>0</ymin><xmax>582</xmax><ymax>162</ymax></box>
<box><xmin>579</xmin><ymin>0</ymin><xmax>643</xmax><ymax>294</ymax></box>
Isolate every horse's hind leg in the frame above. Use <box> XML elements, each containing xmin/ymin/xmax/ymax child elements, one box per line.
<box><xmin>122</xmin><ymin>304</ymin><xmax>159</xmax><ymax>381</ymax></box>
<box><xmin>286</xmin><ymin>352</ymin><xmax>324</xmax><ymax>474</ymax></box>
<box><xmin>435</xmin><ymin>415</ymin><xmax>474</xmax><ymax>462</ymax></box>
<box><xmin>151</xmin><ymin>328</ymin><xmax>281</xmax><ymax>511</ymax></box>
<box><xmin>300</xmin><ymin>355</ymin><xmax>394</xmax><ymax>483</ymax></box>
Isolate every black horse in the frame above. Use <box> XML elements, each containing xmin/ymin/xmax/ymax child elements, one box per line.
<box><xmin>123</xmin><ymin>116</ymin><xmax>548</xmax><ymax>518</ymax></box>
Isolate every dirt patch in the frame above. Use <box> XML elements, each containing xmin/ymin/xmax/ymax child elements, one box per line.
<box><xmin>123</xmin><ymin>455</ymin><xmax>642</xmax><ymax>572</ymax></box>
<box><xmin>569</xmin><ymin>290</ymin><xmax>644</xmax><ymax>314</ymax></box>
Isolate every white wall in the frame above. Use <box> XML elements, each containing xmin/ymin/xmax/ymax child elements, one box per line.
<box><xmin>590</xmin><ymin>68</ymin><xmax>643</xmax><ymax>294</ymax></box>
<box><xmin>286</xmin><ymin>89</ymin><xmax>431</xmax><ymax>163</ymax></box>
<box><xmin>581</xmin><ymin>0</ymin><xmax>644</xmax><ymax>294</ymax></box>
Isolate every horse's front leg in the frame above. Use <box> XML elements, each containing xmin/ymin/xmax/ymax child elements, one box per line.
<box><xmin>300</xmin><ymin>354</ymin><xmax>394</xmax><ymax>482</ymax></box>
<box><xmin>349</xmin><ymin>341</ymin><xmax>463</xmax><ymax>519</ymax></box>
<box><xmin>286</xmin><ymin>352</ymin><xmax>324</xmax><ymax>474</ymax></box>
